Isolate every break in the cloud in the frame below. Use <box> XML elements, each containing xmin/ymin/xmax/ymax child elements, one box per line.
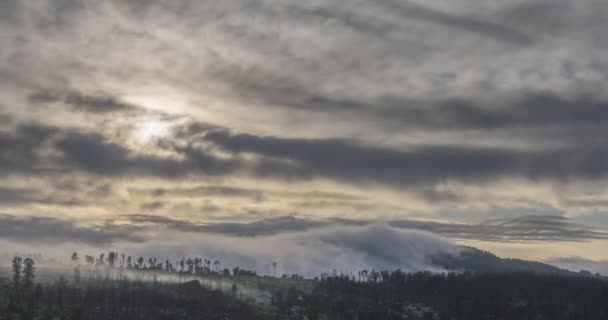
<box><xmin>2</xmin><ymin>0</ymin><xmax>608</xmax><ymax>264</ymax></box>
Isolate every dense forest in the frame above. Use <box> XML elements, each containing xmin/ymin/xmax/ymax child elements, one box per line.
<box><xmin>1</xmin><ymin>253</ymin><xmax>608</xmax><ymax>320</ymax></box>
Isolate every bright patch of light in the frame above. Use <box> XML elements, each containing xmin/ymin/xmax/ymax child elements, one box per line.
<box><xmin>134</xmin><ymin>120</ymin><xmax>170</xmax><ymax>143</ymax></box>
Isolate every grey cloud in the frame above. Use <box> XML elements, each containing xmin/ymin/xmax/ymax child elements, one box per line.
<box><xmin>139</xmin><ymin>185</ymin><xmax>266</xmax><ymax>202</ymax></box>
<box><xmin>0</xmin><ymin>114</ymin><xmax>10</xmax><ymax>125</ymax></box>
<box><xmin>0</xmin><ymin>123</ymin><xmax>242</xmax><ymax>178</ymax></box>
<box><xmin>202</xmin><ymin>129</ymin><xmax>608</xmax><ymax>185</ymax></box>
<box><xmin>0</xmin><ymin>0</ymin><xmax>22</xmax><ymax>26</ymax></box>
<box><xmin>0</xmin><ymin>187</ymin><xmax>34</xmax><ymax>204</ymax></box>
<box><xmin>121</xmin><ymin>214</ymin><xmax>608</xmax><ymax>243</ymax></box>
<box><xmin>0</xmin><ymin>213</ymin><xmax>143</xmax><ymax>245</ymax></box>
<box><xmin>500</xmin><ymin>0</ymin><xmax>608</xmax><ymax>46</ymax></box>
<box><xmin>168</xmin><ymin>142</ymin><xmax>243</xmax><ymax>176</ymax></box>
<box><xmin>5</xmin><ymin>119</ymin><xmax>608</xmax><ymax>191</ymax></box>
<box><xmin>389</xmin><ymin>215</ymin><xmax>608</xmax><ymax>243</ymax></box>
<box><xmin>219</xmin><ymin>67</ymin><xmax>608</xmax><ymax>131</ymax></box>
<box><xmin>56</xmin><ymin>133</ymin><xmax>185</xmax><ymax>176</ymax></box>
<box><xmin>546</xmin><ymin>256</ymin><xmax>608</xmax><ymax>275</ymax></box>
<box><xmin>377</xmin><ymin>0</ymin><xmax>531</xmax><ymax>45</ymax></box>
<box><xmin>125</xmin><ymin>215</ymin><xmax>323</xmax><ymax>236</ymax></box>
<box><xmin>140</xmin><ymin>201</ymin><xmax>165</xmax><ymax>211</ymax></box>
<box><xmin>56</xmin><ymin>131</ymin><xmax>247</xmax><ymax>177</ymax></box>
<box><xmin>0</xmin><ymin>187</ymin><xmax>83</xmax><ymax>206</ymax></box>
<box><xmin>28</xmin><ymin>90</ymin><xmax>140</xmax><ymax>114</ymax></box>
<box><xmin>0</xmin><ymin>124</ymin><xmax>59</xmax><ymax>175</ymax></box>
<box><xmin>130</xmin><ymin>184</ymin><xmax>363</xmax><ymax>203</ymax></box>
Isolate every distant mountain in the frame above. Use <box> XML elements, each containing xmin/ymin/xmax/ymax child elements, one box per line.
<box><xmin>430</xmin><ymin>247</ymin><xmax>571</xmax><ymax>274</ymax></box>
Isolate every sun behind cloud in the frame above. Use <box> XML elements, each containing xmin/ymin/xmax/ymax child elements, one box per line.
<box><xmin>134</xmin><ymin>120</ymin><xmax>170</xmax><ymax>143</ymax></box>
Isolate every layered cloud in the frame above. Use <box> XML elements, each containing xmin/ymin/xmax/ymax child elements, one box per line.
<box><xmin>2</xmin><ymin>0</ymin><xmax>608</xmax><ymax>263</ymax></box>
<box><xmin>1</xmin><ymin>214</ymin><xmax>606</xmax><ymax>246</ymax></box>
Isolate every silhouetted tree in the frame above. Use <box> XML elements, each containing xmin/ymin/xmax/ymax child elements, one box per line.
<box><xmin>22</xmin><ymin>258</ymin><xmax>35</xmax><ymax>289</ymax></box>
<box><xmin>12</xmin><ymin>256</ymin><xmax>23</xmax><ymax>290</ymax></box>
<box><xmin>108</xmin><ymin>252</ymin><xmax>117</xmax><ymax>267</ymax></box>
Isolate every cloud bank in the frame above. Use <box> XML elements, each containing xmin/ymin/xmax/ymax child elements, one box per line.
<box><xmin>0</xmin><ymin>216</ymin><xmax>458</xmax><ymax>275</ymax></box>
<box><xmin>3</xmin><ymin>213</ymin><xmax>608</xmax><ymax>275</ymax></box>
<box><xmin>546</xmin><ymin>257</ymin><xmax>608</xmax><ymax>276</ymax></box>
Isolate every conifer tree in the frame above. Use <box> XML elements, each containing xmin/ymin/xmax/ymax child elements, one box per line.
<box><xmin>12</xmin><ymin>256</ymin><xmax>23</xmax><ymax>290</ymax></box>
<box><xmin>22</xmin><ymin>258</ymin><xmax>35</xmax><ymax>290</ymax></box>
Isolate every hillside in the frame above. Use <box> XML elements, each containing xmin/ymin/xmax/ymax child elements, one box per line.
<box><xmin>430</xmin><ymin>247</ymin><xmax>571</xmax><ymax>274</ymax></box>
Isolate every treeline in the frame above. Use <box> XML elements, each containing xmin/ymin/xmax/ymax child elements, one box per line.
<box><xmin>69</xmin><ymin>251</ymin><xmax>258</xmax><ymax>277</ymax></box>
<box><xmin>288</xmin><ymin>270</ymin><xmax>608</xmax><ymax>320</ymax></box>
<box><xmin>3</xmin><ymin>255</ymin><xmax>608</xmax><ymax>320</ymax></box>
<box><xmin>1</xmin><ymin>256</ymin><xmax>264</xmax><ymax>320</ymax></box>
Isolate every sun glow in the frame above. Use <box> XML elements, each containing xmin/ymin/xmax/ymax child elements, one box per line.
<box><xmin>134</xmin><ymin>120</ymin><xmax>170</xmax><ymax>143</ymax></box>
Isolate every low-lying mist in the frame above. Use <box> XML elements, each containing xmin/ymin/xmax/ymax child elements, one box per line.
<box><xmin>1</xmin><ymin>223</ymin><xmax>461</xmax><ymax>276</ymax></box>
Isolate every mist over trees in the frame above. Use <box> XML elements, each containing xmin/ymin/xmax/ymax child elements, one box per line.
<box><xmin>1</xmin><ymin>251</ymin><xmax>607</xmax><ymax>320</ymax></box>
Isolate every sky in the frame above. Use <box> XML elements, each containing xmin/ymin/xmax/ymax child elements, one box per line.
<box><xmin>2</xmin><ymin>0</ymin><xmax>608</xmax><ymax>271</ymax></box>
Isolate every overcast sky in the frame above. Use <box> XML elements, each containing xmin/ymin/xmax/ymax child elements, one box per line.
<box><xmin>2</xmin><ymin>0</ymin><xmax>608</xmax><ymax>264</ymax></box>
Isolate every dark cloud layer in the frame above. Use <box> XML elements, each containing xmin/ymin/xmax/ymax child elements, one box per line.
<box><xmin>203</xmin><ymin>129</ymin><xmax>608</xmax><ymax>185</ymax></box>
<box><xmin>220</xmin><ymin>68</ymin><xmax>608</xmax><ymax>131</ymax></box>
<box><xmin>127</xmin><ymin>214</ymin><xmax>326</xmax><ymax>236</ymax></box>
<box><xmin>123</xmin><ymin>214</ymin><xmax>608</xmax><ymax>243</ymax></box>
<box><xmin>0</xmin><ymin>187</ymin><xmax>82</xmax><ymax>206</ymax></box>
<box><xmin>0</xmin><ymin>213</ymin><xmax>143</xmax><ymax>245</ymax></box>
<box><xmin>57</xmin><ymin>133</ymin><xmax>187</xmax><ymax>176</ymax></box>
<box><xmin>28</xmin><ymin>90</ymin><xmax>140</xmax><ymax>114</ymax></box>
<box><xmin>389</xmin><ymin>215</ymin><xmax>608</xmax><ymax>243</ymax></box>
<box><xmin>0</xmin><ymin>187</ymin><xmax>34</xmax><ymax>204</ymax></box>
<box><xmin>0</xmin><ymin>123</ymin><xmax>241</xmax><ymax>178</ymax></box>
<box><xmin>5</xmin><ymin>120</ymin><xmax>608</xmax><ymax>189</ymax></box>
<box><xmin>0</xmin><ymin>213</ymin><xmax>604</xmax><ymax>246</ymax></box>
<box><xmin>377</xmin><ymin>0</ymin><xmax>532</xmax><ymax>45</ymax></box>
<box><xmin>0</xmin><ymin>124</ymin><xmax>58</xmax><ymax>175</ymax></box>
